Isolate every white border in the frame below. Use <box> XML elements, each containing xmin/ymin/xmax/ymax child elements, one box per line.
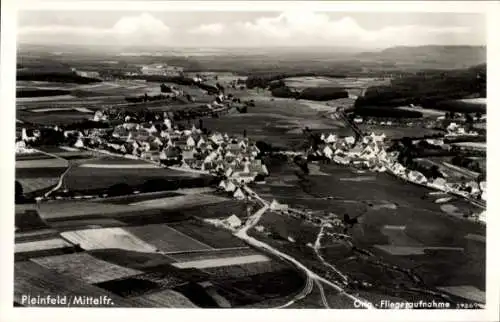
<box><xmin>1</xmin><ymin>1</ymin><xmax>499</xmax><ymax>322</ymax></box>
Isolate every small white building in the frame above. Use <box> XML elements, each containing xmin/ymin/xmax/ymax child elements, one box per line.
<box><xmin>224</xmin><ymin>214</ymin><xmax>242</xmax><ymax>228</ymax></box>
<box><xmin>323</xmin><ymin>146</ymin><xmax>333</xmax><ymax>159</ymax></box>
<box><xmin>225</xmin><ymin>181</ymin><xmax>236</xmax><ymax>193</ymax></box>
<box><xmin>233</xmin><ymin>188</ymin><xmax>246</xmax><ymax>200</ymax></box>
<box><xmin>325</xmin><ymin>134</ymin><xmax>337</xmax><ymax>144</ymax></box>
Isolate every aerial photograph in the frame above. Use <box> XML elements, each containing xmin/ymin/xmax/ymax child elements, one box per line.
<box><xmin>13</xmin><ymin>8</ymin><xmax>487</xmax><ymax>309</ymax></box>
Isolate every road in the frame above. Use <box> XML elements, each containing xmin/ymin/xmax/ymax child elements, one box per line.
<box><xmin>33</xmin><ymin>148</ymin><xmax>72</xmax><ymax>199</ymax></box>
<box><xmin>331</xmin><ymin>107</ymin><xmax>486</xmax><ymax>212</ymax></box>
<box><xmin>233</xmin><ymin>195</ymin><xmax>373</xmax><ymax>309</ymax></box>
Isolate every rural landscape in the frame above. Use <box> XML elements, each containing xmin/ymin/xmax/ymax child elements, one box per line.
<box><xmin>14</xmin><ymin>10</ymin><xmax>487</xmax><ymax>309</ymax></box>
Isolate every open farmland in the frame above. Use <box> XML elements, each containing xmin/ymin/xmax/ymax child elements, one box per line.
<box><xmin>202</xmin><ymin>95</ymin><xmax>350</xmax><ymax>149</ymax></box>
<box><xmin>14</xmin><ymin>261</ymin><xmax>139</xmax><ymax>307</ymax></box>
<box><xmin>61</xmin><ymin>157</ymin><xmax>214</xmax><ymax>194</ymax></box>
<box><xmin>32</xmin><ymin>252</ymin><xmax>143</xmax><ymax>283</ymax></box>
<box><xmin>247</xmin><ymin>160</ymin><xmax>485</xmax><ymax>305</ymax></box>
<box><xmin>284</xmin><ymin>76</ymin><xmax>390</xmax><ymax>98</ymax></box>
<box><xmin>170</xmin><ymin>219</ymin><xmax>248</xmax><ymax>248</ymax></box>
<box><xmin>125</xmin><ymin>224</ymin><xmax>214</xmax><ymax>253</ymax></box>
<box><xmin>16</xmin><ymin>151</ymin><xmax>68</xmax><ymax>195</ymax></box>
<box><xmin>14</xmin><ymin>189</ymin><xmax>305</xmax><ymax>308</ymax></box>
<box><xmin>358</xmin><ymin>124</ymin><xmax>444</xmax><ymax>139</ymax></box>
<box><xmin>17</xmin><ymin>109</ymin><xmax>94</xmax><ymax>125</ymax></box>
<box><xmin>14</xmin><ymin>44</ymin><xmax>487</xmax><ymax>309</ymax></box>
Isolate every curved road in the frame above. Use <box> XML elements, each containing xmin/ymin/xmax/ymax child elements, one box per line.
<box><xmin>233</xmin><ymin>198</ymin><xmax>373</xmax><ymax>309</ymax></box>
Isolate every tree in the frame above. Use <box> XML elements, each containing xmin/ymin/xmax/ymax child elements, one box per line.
<box><xmin>141</xmin><ymin>179</ymin><xmax>173</xmax><ymax>192</ymax></box>
<box><xmin>15</xmin><ymin>181</ymin><xmax>24</xmax><ymax>203</ymax></box>
<box><xmin>107</xmin><ymin>183</ymin><xmax>133</xmax><ymax>197</ymax></box>
<box><xmin>429</xmin><ymin>165</ymin><xmax>442</xmax><ymax>179</ymax></box>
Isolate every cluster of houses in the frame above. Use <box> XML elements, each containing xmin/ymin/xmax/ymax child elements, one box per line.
<box><xmin>74</xmin><ymin>115</ymin><xmax>269</xmax><ymax>184</ymax></box>
<box><xmin>446</xmin><ymin>122</ymin><xmax>479</xmax><ymax>137</ymax></box>
<box><xmin>309</xmin><ymin>132</ymin><xmax>487</xmax><ymax>205</ymax></box>
<box><xmin>309</xmin><ymin>132</ymin><xmax>390</xmax><ymax>172</ymax></box>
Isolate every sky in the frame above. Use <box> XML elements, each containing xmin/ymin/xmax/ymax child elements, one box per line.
<box><xmin>17</xmin><ymin>11</ymin><xmax>486</xmax><ymax>49</ymax></box>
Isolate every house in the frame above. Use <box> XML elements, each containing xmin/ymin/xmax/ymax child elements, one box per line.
<box><xmin>160</xmin><ymin>146</ymin><xmax>180</xmax><ymax>161</ymax></box>
<box><xmin>344</xmin><ymin>136</ymin><xmax>356</xmax><ymax>146</ymax></box>
<box><xmin>182</xmin><ymin>149</ymin><xmax>195</xmax><ymax>161</ymax></box>
<box><xmin>248</xmin><ymin>145</ymin><xmax>260</xmax><ymax>157</ymax></box>
<box><xmin>224</xmin><ymin>214</ymin><xmax>242</xmax><ymax>228</ymax></box>
<box><xmin>233</xmin><ymin>188</ymin><xmax>246</xmax><ymax>200</ymax></box>
<box><xmin>270</xmin><ymin>199</ymin><xmax>288</xmax><ymax>211</ymax></box>
<box><xmin>147</xmin><ymin>125</ymin><xmax>158</xmax><ymax>134</ymax></box>
<box><xmin>197</xmin><ymin>137</ymin><xmax>206</xmax><ymax>148</ymax></box>
<box><xmin>225</xmin><ymin>181</ymin><xmax>236</xmax><ymax>193</ymax></box>
<box><xmin>238</xmin><ymin>140</ymin><xmax>247</xmax><ymax>149</ymax></box>
<box><xmin>21</xmin><ymin>128</ymin><xmax>36</xmax><ymax>142</ymax></box>
<box><xmin>123</xmin><ymin>123</ymin><xmax>139</xmax><ymax>131</ymax></box>
<box><xmin>93</xmin><ymin>111</ymin><xmax>107</xmax><ymax>122</ymax></box>
<box><xmin>361</xmin><ymin>145</ymin><xmax>376</xmax><ymax>160</ymax></box>
<box><xmin>408</xmin><ymin>171</ymin><xmax>428</xmax><ymax>184</ymax></box>
<box><xmin>210</xmin><ymin>133</ymin><xmax>224</xmax><ymax>145</ymax></box>
<box><xmin>186</xmin><ymin>136</ymin><xmax>196</xmax><ymax>149</ymax></box>
<box><xmin>325</xmin><ymin>134</ymin><xmax>337</xmax><ymax>144</ymax></box>
<box><xmin>323</xmin><ymin>146</ymin><xmax>334</xmax><ymax>159</ymax></box>
<box><xmin>163</xmin><ymin>118</ymin><xmax>172</xmax><ymax>130</ymax></box>
<box><xmin>15</xmin><ymin>140</ymin><xmax>26</xmax><ymax>151</ymax></box>
<box><xmin>261</xmin><ymin>164</ymin><xmax>269</xmax><ymax>176</ymax></box>
<box><xmin>333</xmin><ymin>155</ymin><xmax>350</xmax><ymax>165</ymax></box>
<box><xmin>233</xmin><ymin>173</ymin><xmax>255</xmax><ymax>184</ymax></box>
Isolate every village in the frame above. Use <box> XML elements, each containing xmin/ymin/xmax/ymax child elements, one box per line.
<box><xmin>16</xmin><ymin>106</ymin><xmax>270</xmax><ymax>201</ymax></box>
<box><xmin>304</xmin><ymin>128</ymin><xmax>486</xmax><ymax>222</ymax></box>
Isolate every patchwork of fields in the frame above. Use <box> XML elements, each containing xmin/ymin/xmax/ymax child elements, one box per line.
<box><xmin>14</xmin><ymin>187</ymin><xmax>305</xmax><ymax>308</ymax></box>
<box><xmin>16</xmin><ymin>151</ymin><xmax>69</xmax><ymax>195</ymax></box>
<box><xmin>247</xmin><ymin>160</ymin><xmax>486</xmax><ymax>306</ymax></box>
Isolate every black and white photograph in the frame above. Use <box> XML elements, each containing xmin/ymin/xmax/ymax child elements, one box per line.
<box><xmin>1</xmin><ymin>1</ymin><xmax>499</xmax><ymax>321</ymax></box>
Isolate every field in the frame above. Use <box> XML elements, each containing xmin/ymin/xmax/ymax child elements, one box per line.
<box><xmin>14</xmin><ymin>261</ymin><xmax>139</xmax><ymax>307</ymax></box>
<box><xmin>16</xmin><ymin>151</ymin><xmax>68</xmax><ymax>195</ymax></box>
<box><xmin>358</xmin><ymin>124</ymin><xmax>444</xmax><ymax>139</ymax></box>
<box><xmin>61</xmin><ymin>157</ymin><xmax>213</xmax><ymax>193</ymax></box>
<box><xmin>248</xmin><ymin>159</ymin><xmax>485</xmax><ymax>305</ymax></box>
<box><xmin>203</xmin><ymin>94</ymin><xmax>351</xmax><ymax>149</ymax></box>
<box><xmin>16</xmin><ymin>78</ymin><xmax>218</xmax><ymax>126</ymax></box>
<box><xmin>14</xmin><ymin>185</ymin><xmax>305</xmax><ymax>307</ymax></box>
<box><xmin>284</xmin><ymin>76</ymin><xmax>390</xmax><ymax>98</ymax></box>
<box><xmin>414</xmin><ymin>157</ymin><xmax>479</xmax><ymax>182</ymax></box>
<box><xmin>170</xmin><ymin>219</ymin><xmax>248</xmax><ymax>248</ymax></box>
<box><xmin>32</xmin><ymin>252</ymin><xmax>143</xmax><ymax>283</ymax></box>
<box><xmin>125</xmin><ymin>224</ymin><xmax>214</xmax><ymax>253</ymax></box>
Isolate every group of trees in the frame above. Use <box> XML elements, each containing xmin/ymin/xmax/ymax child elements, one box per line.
<box><xmin>352</xmin><ymin>106</ymin><xmax>423</xmax><ymax>118</ymax></box>
<box><xmin>270</xmin><ymin>85</ymin><xmax>349</xmax><ymax>101</ymax></box>
<box><xmin>451</xmin><ymin>155</ymin><xmax>485</xmax><ymax>175</ymax></box>
<box><xmin>245</xmin><ymin>72</ymin><xmax>347</xmax><ymax>89</ymax></box>
<box><xmin>17</xmin><ymin>89</ymin><xmax>71</xmax><ymax>98</ymax></box>
<box><xmin>354</xmin><ymin>64</ymin><xmax>486</xmax><ymax>111</ymax></box>
<box><xmin>124</xmin><ymin>93</ymin><xmax>172</xmax><ymax>103</ymax></box>
<box><xmin>17</xmin><ymin>70</ymin><xmax>102</xmax><ymax>84</ymax></box>
<box><xmin>105</xmin><ymin>177</ymin><xmax>216</xmax><ymax>197</ymax></box>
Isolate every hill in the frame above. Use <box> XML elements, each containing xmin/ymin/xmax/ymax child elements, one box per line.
<box><xmin>354</xmin><ymin>63</ymin><xmax>486</xmax><ymax>113</ymax></box>
<box><xmin>357</xmin><ymin>45</ymin><xmax>486</xmax><ymax>70</ymax></box>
